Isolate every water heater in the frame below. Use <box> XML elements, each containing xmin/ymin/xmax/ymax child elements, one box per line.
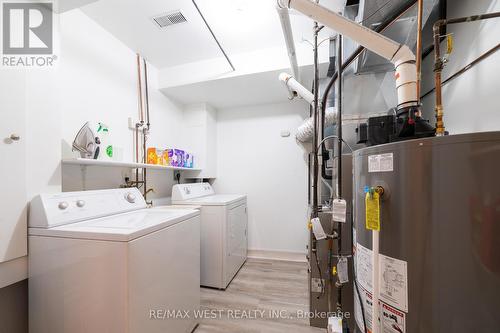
<box><xmin>353</xmin><ymin>132</ymin><xmax>500</xmax><ymax>332</ymax></box>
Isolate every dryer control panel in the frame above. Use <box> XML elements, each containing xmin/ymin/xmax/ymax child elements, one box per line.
<box><xmin>172</xmin><ymin>183</ymin><xmax>215</xmax><ymax>201</ymax></box>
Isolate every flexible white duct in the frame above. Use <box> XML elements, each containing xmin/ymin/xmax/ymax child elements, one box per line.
<box><xmin>296</xmin><ymin>107</ymin><xmax>337</xmax><ymax>143</ymax></box>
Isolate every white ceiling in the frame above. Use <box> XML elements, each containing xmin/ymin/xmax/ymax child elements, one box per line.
<box><xmin>81</xmin><ymin>0</ymin><xmax>343</xmax><ymax>69</ymax></box>
<box><xmin>160</xmin><ymin>63</ymin><xmax>329</xmax><ymax>109</ymax></box>
<box><xmin>52</xmin><ymin>0</ymin><xmax>99</xmax><ymax>13</ymax></box>
<box><xmin>81</xmin><ymin>0</ymin><xmax>221</xmax><ymax>67</ymax></box>
<box><xmin>192</xmin><ymin>0</ymin><xmax>328</xmax><ymax>56</ymax></box>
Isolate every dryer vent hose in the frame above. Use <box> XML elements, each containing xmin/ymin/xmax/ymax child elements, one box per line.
<box><xmin>296</xmin><ymin>107</ymin><xmax>337</xmax><ymax>143</ymax></box>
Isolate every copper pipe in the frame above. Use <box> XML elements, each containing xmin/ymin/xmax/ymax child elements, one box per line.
<box><xmin>421</xmin><ymin>42</ymin><xmax>500</xmax><ymax>99</ymax></box>
<box><xmin>433</xmin><ymin>11</ymin><xmax>500</xmax><ymax>136</ymax></box>
<box><xmin>136</xmin><ymin>54</ymin><xmax>144</xmax><ymax>123</ymax></box>
<box><xmin>432</xmin><ymin>22</ymin><xmax>444</xmax><ymax>136</ymax></box>
<box><xmin>135</xmin><ymin>124</ymin><xmax>139</xmax><ymax>186</ymax></box>
<box><xmin>143</xmin><ymin>129</ymin><xmax>147</xmax><ymax>199</ymax></box>
<box><xmin>135</xmin><ymin>54</ymin><xmax>143</xmax><ymax>188</ymax></box>
<box><xmin>143</xmin><ymin>59</ymin><xmax>151</xmax><ymax>129</ymax></box>
<box><xmin>142</xmin><ymin>59</ymin><xmax>151</xmax><ymax>202</ymax></box>
<box><xmin>416</xmin><ymin>0</ymin><xmax>423</xmax><ymax>104</ymax></box>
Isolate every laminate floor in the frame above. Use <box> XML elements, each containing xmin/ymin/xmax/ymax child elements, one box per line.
<box><xmin>195</xmin><ymin>259</ymin><xmax>325</xmax><ymax>333</ymax></box>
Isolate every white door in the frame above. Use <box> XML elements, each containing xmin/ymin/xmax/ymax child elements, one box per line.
<box><xmin>0</xmin><ymin>71</ymin><xmax>27</xmax><ymax>262</ymax></box>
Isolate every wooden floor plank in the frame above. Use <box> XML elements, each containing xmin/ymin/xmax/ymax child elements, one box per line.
<box><xmin>195</xmin><ymin>259</ymin><xmax>325</xmax><ymax>333</ymax></box>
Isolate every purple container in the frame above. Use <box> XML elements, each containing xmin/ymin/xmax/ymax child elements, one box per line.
<box><xmin>173</xmin><ymin>149</ymin><xmax>184</xmax><ymax>167</ymax></box>
<box><xmin>167</xmin><ymin>149</ymin><xmax>174</xmax><ymax>166</ymax></box>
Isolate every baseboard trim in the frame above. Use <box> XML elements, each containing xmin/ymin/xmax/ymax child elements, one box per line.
<box><xmin>247</xmin><ymin>249</ymin><xmax>307</xmax><ymax>263</ymax></box>
<box><xmin>0</xmin><ymin>256</ymin><xmax>28</xmax><ymax>289</ymax></box>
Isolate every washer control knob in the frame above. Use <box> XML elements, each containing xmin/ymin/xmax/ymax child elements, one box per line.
<box><xmin>76</xmin><ymin>200</ymin><xmax>86</xmax><ymax>208</ymax></box>
<box><xmin>58</xmin><ymin>202</ymin><xmax>69</xmax><ymax>210</ymax></box>
<box><xmin>125</xmin><ymin>193</ymin><xmax>136</xmax><ymax>203</ymax></box>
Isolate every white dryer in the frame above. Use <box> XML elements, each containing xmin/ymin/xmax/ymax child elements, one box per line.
<box><xmin>172</xmin><ymin>183</ymin><xmax>247</xmax><ymax>289</ymax></box>
<box><xmin>29</xmin><ymin>188</ymin><xmax>200</xmax><ymax>333</ymax></box>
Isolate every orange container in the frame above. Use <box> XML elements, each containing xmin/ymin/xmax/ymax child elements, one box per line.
<box><xmin>147</xmin><ymin>148</ymin><xmax>159</xmax><ymax>165</ymax></box>
<box><xmin>161</xmin><ymin>150</ymin><xmax>170</xmax><ymax>166</ymax></box>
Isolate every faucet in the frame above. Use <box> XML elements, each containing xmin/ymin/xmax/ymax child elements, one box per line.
<box><xmin>145</xmin><ymin>188</ymin><xmax>155</xmax><ymax>207</ymax></box>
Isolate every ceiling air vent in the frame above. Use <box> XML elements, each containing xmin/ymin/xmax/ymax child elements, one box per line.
<box><xmin>152</xmin><ymin>11</ymin><xmax>187</xmax><ymax>28</ymax></box>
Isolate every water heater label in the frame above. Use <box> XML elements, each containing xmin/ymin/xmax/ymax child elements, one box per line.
<box><xmin>332</xmin><ymin>199</ymin><xmax>347</xmax><ymax>223</ymax></box>
<box><xmin>337</xmin><ymin>257</ymin><xmax>349</xmax><ymax>284</ymax></box>
<box><xmin>365</xmin><ymin>192</ymin><xmax>381</xmax><ymax>231</ymax></box>
<box><xmin>354</xmin><ymin>285</ymin><xmax>406</xmax><ymax>333</ymax></box>
<box><xmin>368</xmin><ymin>153</ymin><xmax>394</xmax><ymax>172</ymax></box>
<box><xmin>356</xmin><ymin>242</ymin><xmax>408</xmax><ymax>312</ymax></box>
<box><xmin>311</xmin><ymin>217</ymin><xmax>327</xmax><ymax>240</ymax></box>
<box><xmin>380</xmin><ymin>255</ymin><xmax>408</xmax><ymax>312</ymax></box>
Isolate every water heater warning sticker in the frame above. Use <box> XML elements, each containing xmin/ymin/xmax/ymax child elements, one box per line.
<box><xmin>381</xmin><ymin>303</ymin><xmax>406</xmax><ymax>333</ymax></box>
<box><xmin>368</xmin><ymin>153</ymin><xmax>394</xmax><ymax>172</ymax></box>
<box><xmin>354</xmin><ymin>286</ymin><xmax>406</xmax><ymax>333</ymax></box>
<box><xmin>356</xmin><ymin>243</ymin><xmax>408</xmax><ymax>312</ymax></box>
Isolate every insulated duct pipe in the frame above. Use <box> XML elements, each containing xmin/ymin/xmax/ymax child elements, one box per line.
<box><xmin>296</xmin><ymin>107</ymin><xmax>337</xmax><ymax>143</ymax></box>
<box><xmin>277</xmin><ymin>6</ymin><xmax>300</xmax><ymax>81</ymax></box>
<box><xmin>279</xmin><ymin>72</ymin><xmax>314</xmax><ymax>105</ymax></box>
<box><xmin>277</xmin><ymin>0</ymin><xmax>419</xmax><ymax>109</ymax></box>
<box><xmin>279</xmin><ymin>72</ymin><xmax>330</xmax><ymax>143</ymax></box>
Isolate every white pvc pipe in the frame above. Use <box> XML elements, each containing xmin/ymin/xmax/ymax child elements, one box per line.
<box><xmin>278</xmin><ymin>0</ymin><xmax>418</xmax><ymax>108</ymax></box>
<box><xmin>277</xmin><ymin>6</ymin><xmax>300</xmax><ymax>81</ymax></box>
<box><xmin>279</xmin><ymin>72</ymin><xmax>314</xmax><ymax>105</ymax></box>
<box><xmin>372</xmin><ymin>230</ymin><xmax>380</xmax><ymax>333</ymax></box>
<box><xmin>278</xmin><ymin>0</ymin><xmax>399</xmax><ymax>59</ymax></box>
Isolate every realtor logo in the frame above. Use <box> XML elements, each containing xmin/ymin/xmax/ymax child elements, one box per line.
<box><xmin>3</xmin><ymin>2</ymin><xmax>53</xmax><ymax>54</ymax></box>
<box><xmin>2</xmin><ymin>2</ymin><xmax>56</xmax><ymax>67</ymax></box>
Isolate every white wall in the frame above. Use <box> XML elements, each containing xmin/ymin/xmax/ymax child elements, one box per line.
<box><xmin>59</xmin><ymin>9</ymin><xmax>186</xmax><ymax>199</ymax></box>
<box><xmin>421</xmin><ymin>0</ymin><xmax>500</xmax><ymax>133</ymax></box>
<box><xmin>214</xmin><ymin>101</ymin><xmax>309</xmax><ymax>255</ymax></box>
<box><xmin>183</xmin><ymin>104</ymin><xmax>217</xmax><ymax>178</ymax></box>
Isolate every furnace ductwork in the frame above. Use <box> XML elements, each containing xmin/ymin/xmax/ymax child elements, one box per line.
<box><xmin>296</xmin><ymin>107</ymin><xmax>337</xmax><ymax>143</ymax></box>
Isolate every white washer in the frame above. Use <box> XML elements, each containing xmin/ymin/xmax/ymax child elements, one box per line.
<box><xmin>28</xmin><ymin>188</ymin><xmax>200</xmax><ymax>333</ymax></box>
<box><xmin>172</xmin><ymin>183</ymin><xmax>247</xmax><ymax>289</ymax></box>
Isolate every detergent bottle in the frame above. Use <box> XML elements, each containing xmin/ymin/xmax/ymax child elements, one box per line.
<box><xmin>96</xmin><ymin>122</ymin><xmax>113</xmax><ymax>160</ymax></box>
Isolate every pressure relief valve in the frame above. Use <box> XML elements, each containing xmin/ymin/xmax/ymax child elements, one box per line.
<box><xmin>364</xmin><ymin>185</ymin><xmax>385</xmax><ymax>197</ymax></box>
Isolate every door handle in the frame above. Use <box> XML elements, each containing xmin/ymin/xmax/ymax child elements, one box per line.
<box><xmin>10</xmin><ymin>134</ymin><xmax>20</xmax><ymax>141</ymax></box>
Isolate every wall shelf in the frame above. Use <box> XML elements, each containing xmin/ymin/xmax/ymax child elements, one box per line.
<box><xmin>62</xmin><ymin>158</ymin><xmax>201</xmax><ymax>172</ymax></box>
